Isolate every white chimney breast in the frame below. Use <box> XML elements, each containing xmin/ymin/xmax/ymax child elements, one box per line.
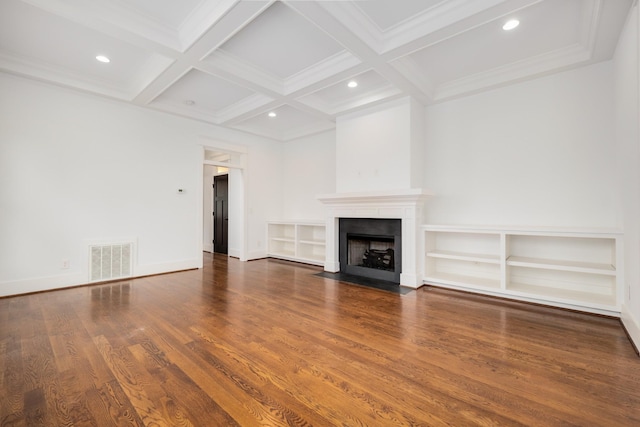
<box><xmin>324</xmin><ymin>97</ymin><xmax>432</xmax><ymax>288</ymax></box>
<box><xmin>336</xmin><ymin>97</ymin><xmax>424</xmax><ymax>193</ymax></box>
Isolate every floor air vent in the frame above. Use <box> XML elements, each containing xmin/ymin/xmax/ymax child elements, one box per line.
<box><xmin>89</xmin><ymin>243</ymin><xmax>133</xmax><ymax>282</ymax></box>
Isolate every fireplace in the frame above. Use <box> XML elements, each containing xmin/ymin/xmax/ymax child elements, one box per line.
<box><xmin>317</xmin><ymin>189</ymin><xmax>432</xmax><ymax>288</ymax></box>
<box><xmin>339</xmin><ymin>218</ymin><xmax>401</xmax><ymax>282</ymax></box>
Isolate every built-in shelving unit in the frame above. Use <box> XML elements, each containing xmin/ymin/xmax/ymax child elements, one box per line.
<box><xmin>425</xmin><ymin>229</ymin><xmax>502</xmax><ymax>290</ymax></box>
<box><xmin>423</xmin><ymin>225</ymin><xmax>623</xmax><ymax>315</ymax></box>
<box><xmin>267</xmin><ymin>221</ymin><xmax>325</xmax><ymax>266</ymax></box>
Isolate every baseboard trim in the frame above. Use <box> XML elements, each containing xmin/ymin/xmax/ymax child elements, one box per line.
<box><xmin>247</xmin><ymin>250</ymin><xmax>267</xmax><ymax>261</ymax></box>
<box><xmin>621</xmin><ymin>303</ymin><xmax>640</xmax><ymax>356</ymax></box>
<box><xmin>424</xmin><ymin>281</ymin><xmax>621</xmax><ymax>317</ymax></box>
<box><xmin>0</xmin><ymin>258</ymin><xmax>201</xmax><ymax>298</ymax></box>
<box><xmin>0</xmin><ymin>272</ymin><xmax>86</xmax><ymax>297</ymax></box>
<box><xmin>134</xmin><ymin>259</ymin><xmax>200</xmax><ymax>277</ymax></box>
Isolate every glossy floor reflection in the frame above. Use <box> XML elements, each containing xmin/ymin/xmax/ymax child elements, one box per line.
<box><xmin>0</xmin><ymin>253</ymin><xmax>638</xmax><ymax>426</ymax></box>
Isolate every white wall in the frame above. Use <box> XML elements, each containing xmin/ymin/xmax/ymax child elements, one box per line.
<box><xmin>0</xmin><ymin>73</ymin><xmax>283</xmax><ymax>296</ymax></box>
<box><xmin>614</xmin><ymin>3</ymin><xmax>640</xmax><ymax>350</ymax></box>
<box><xmin>410</xmin><ymin>97</ymin><xmax>425</xmax><ymax>191</ymax></box>
<box><xmin>423</xmin><ymin>61</ymin><xmax>618</xmax><ymax>228</ymax></box>
<box><xmin>281</xmin><ymin>130</ymin><xmax>336</xmax><ymax>220</ymax></box>
<box><xmin>244</xmin><ymin>140</ymin><xmax>283</xmax><ymax>259</ymax></box>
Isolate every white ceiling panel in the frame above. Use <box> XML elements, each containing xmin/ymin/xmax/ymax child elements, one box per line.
<box><xmin>217</xmin><ymin>1</ymin><xmax>344</xmax><ymax>79</ymax></box>
<box><xmin>153</xmin><ymin>69</ymin><xmax>255</xmax><ymax>112</ymax></box>
<box><xmin>0</xmin><ymin>0</ymin><xmax>633</xmax><ymax>140</ymax></box>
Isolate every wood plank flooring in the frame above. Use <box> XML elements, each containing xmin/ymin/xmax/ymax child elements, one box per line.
<box><xmin>1</xmin><ymin>252</ymin><xmax>639</xmax><ymax>426</ymax></box>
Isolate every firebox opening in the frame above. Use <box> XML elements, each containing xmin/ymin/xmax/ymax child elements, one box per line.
<box><xmin>339</xmin><ymin>218</ymin><xmax>402</xmax><ymax>283</ymax></box>
<box><xmin>347</xmin><ymin>234</ymin><xmax>395</xmax><ymax>272</ymax></box>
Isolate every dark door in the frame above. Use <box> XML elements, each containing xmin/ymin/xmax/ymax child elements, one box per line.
<box><xmin>213</xmin><ymin>174</ymin><xmax>229</xmax><ymax>254</ymax></box>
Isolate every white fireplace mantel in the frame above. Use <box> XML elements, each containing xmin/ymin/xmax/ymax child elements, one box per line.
<box><xmin>317</xmin><ymin>188</ymin><xmax>432</xmax><ymax>288</ymax></box>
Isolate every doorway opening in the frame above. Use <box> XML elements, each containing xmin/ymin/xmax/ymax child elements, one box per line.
<box><xmin>201</xmin><ymin>142</ymin><xmax>247</xmax><ymax>263</ymax></box>
<box><xmin>213</xmin><ymin>174</ymin><xmax>228</xmax><ymax>254</ymax></box>
<box><xmin>203</xmin><ymin>164</ymin><xmax>230</xmax><ymax>254</ymax></box>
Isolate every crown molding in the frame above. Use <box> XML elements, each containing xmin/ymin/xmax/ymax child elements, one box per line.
<box><xmin>320</xmin><ymin>0</ymin><xmax>510</xmax><ymax>55</ymax></box>
<box><xmin>216</xmin><ymin>93</ymin><xmax>275</xmax><ymax>123</ymax></box>
<box><xmin>149</xmin><ymin>89</ymin><xmax>274</xmax><ymax>126</ymax></box>
<box><xmin>379</xmin><ymin>0</ymin><xmax>508</xmax><ymax>53</ymax></box>
<box><xmin>20</xmin><ymin>0</ymin><xmax>183</xmax><ymax>52</ymax></box>
<box><xmin>316</xmin><ymin>1</ymin><xmax>384</xmax><ymax>52</ymax></box>
<box><xmin>150</xmin><ymin>99</ymin><xmax>222</xmax><ymax>124</ymax></box>
<box><xmin>203</xmin><ymin>50</ymin><xmax>283</xmax><ymax>95</ymax></box>
<box><xmin>390</xmin><ymin>56</ymin><xmax>435</xmax><ymax>100</ymax></box>
<box><xmin>92</xmin><ymin>0</ymin><xmax>182</xmax><ymax>51</ymax></box>
<box><xmin>0</xmin><ymin>52</ymin><xmax>132</xmax><ymax>100</ymax></box>
<box><xmin>580</xmin><ymin>0</ymin><xmax>603</xmax><ymax>54</ymax></box>
<box><xmin>434</xmin><ymin>44</ymin><xmax>591</xmax><ymax>101</ymax></box>
<box><xmin>178</xmin><ymin>0</ymin><xmax>252</xmax><ymax>51</ymax></box>
<box><xmin>230</xmin><ymin>122</ymin><xmax>282</xmax><ymax>141</ymax></box>
<box><xmin>336</xmin><ymin>95</ymin><xmax>414</xmax><ymax>122</ymax></box>
<box><xmin>229</xmin><ymin>108</ymin><xmax>334</xmax><ymax>141</ymax></box>
<box><xmin>129</xmin><ymin>54</ymin><xmax>175</xmax><ymax>96</ymax></box>
<box><xmin>284</xmin><ymin>50</ymin><xmax>361</xmax><ymax>95</ymax></box>
<box><xmin>332</xmin><ymin>88</ymin><xmax>402</xmax><ymax>116</ymax></box>
<box><xmin>295</xmin><ymin>94</ymin><xmax>331</xmax><ymax>116</ymax></box>
<box><xmin>281</xmin><ymin>120</ymin><xmax>336</xmax><ymax>141</ymax></box>
<box><xmin>311</xmin><ymin>86</ymin><xmax>401</xmax><ymax>116</ymax></box>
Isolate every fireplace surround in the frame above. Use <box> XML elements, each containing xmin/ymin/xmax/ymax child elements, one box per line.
<box><xmin>318</xmin><ymin>189</ymin><xmax>432</xmax><ymax>288</ymax></box>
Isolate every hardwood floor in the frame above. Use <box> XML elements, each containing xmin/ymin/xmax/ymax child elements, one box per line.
<box><xmin>1</xmin><ymin>253</ymin><xmax>639</xmax><ymax>426</ymax></box>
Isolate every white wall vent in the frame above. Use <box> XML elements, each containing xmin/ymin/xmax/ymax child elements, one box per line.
<box><xmin>89</xmin><ymin>243</ymin><xmax>133</xmax><ymax>282</ymax></box>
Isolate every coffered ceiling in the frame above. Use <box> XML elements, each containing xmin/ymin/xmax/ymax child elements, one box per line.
<box><xmin>0</xmin><ymin>0</ymin><xmax>632</xmax><ymax>141</ymax></box>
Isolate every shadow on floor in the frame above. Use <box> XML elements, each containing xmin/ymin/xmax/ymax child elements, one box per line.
<box><xmin>314</xmin><ymin>271</ymin><xmax>414</xmax><ymax>295</ymax></box>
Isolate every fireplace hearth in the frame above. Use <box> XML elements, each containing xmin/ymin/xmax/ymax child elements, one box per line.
<box><xmin>339</xmin><ymin>218</ymin><xmax>401</xmax><ymax>283</ymax></box>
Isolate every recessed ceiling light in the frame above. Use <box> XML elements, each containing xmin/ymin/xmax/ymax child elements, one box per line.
<box><xmin>502</xmin><ymin>19</ymin><xmax>520</xmax><ymax>31</ymax></box>
<box><xmin>268</xmin><ymin>111</ymin><xmax>277</xmax><ymax>118</ymax></box>
<box><xmin>95</xmin><ymin>55</ymin><xmax>110</xmax><ymax>63</ymax></box>
<box><xmin>347</xmin><ymin>80</ymin><xmax>358</xmax><ymax>88</ymax></box>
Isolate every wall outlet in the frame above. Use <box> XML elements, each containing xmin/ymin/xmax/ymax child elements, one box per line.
<box><xmin>62</xmin><ymin>259</ymin><xmax>70</xmax><ymax>269</ymax></box>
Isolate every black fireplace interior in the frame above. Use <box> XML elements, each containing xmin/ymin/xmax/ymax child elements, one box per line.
<box><xmin>339</xmin><ymin>218</ymin><xmax>401</xmax><ymax>283</ymax></box>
